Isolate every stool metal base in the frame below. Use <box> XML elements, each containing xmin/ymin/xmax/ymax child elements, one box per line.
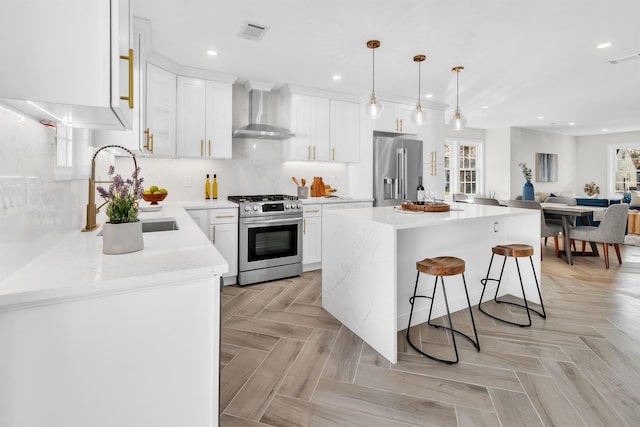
<box><xmin>406</xmin><ymin>272</ymin><xmax>480</xmax><ymax>364</ymax></box>
<box><xmin>479</xmin><ymin>253</ymin><xmax>546</xmax><ymax>327</ymax></box>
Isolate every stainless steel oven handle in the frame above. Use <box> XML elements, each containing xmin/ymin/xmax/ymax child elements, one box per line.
<box><xmin>243</xmin><ymin>217</ymin><xmax>302</xmax><ymax>225</ymax></box>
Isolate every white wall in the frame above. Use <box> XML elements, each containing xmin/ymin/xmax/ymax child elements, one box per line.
<box><xmin>485</xmin><ymin>128</ymin><xmax>511</xmax><ymax>199</ymax></box>
<box><xmin>509</xmin><ymin>128</ymin><xmax>577</xmax><ymax>198</ymax></box>
<box><xmin>0</xmin><ymin>108</ymin><xmax>86</xmax><ymax>281</ymax></box>
<box><xmin>576</xmin><ymin>131</ymin><xmax>640</xmax><ymax>197</ymax></box>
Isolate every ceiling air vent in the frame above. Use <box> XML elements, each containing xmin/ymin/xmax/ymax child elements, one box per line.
<box><xmin>239</xmin><ymin>22</ymin><xmax>268</xmax><ymax>41</ymax></box>
<box><xmin>607</xmin><ymin>53</ymin><xmax>640</xmax><ymax>65</ymax></box>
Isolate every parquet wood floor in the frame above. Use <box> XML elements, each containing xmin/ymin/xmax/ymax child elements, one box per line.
<box><xmin>220</xmin><ymin>241</ymin><xmax>640</xmax><ymax>426</ymax></box>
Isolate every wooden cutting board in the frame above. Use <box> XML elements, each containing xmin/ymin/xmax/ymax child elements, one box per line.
<box><xmin>401</xmin><ymin>202</ymin><xmax>450</xmax><ymax>212</ymax></box>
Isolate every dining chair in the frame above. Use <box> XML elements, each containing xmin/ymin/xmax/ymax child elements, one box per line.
<box><xmin>544</xmin><ymin>196</ymin><xmax>578</xmax><ymax>250</ymax></box>
<box><xmin>507</xmin><ymin>200</ymin><xmax>562</xmax><ymax>259</ymax></box>
<box><xmin>473</xmin><ymin>197</ymin><xmax>501</xmax><ymax>206</ymax></box>
<box><xmin>569</xmin><ymin>203</ymin><xmax>629</xmax><ymax>268</ymax></box>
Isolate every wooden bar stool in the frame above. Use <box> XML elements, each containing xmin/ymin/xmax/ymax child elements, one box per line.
<box><xmin>406</xmin><ymin>256</ymin><xmax>480</xmax><ymax>364</ymax></box>
<box><xmin>479</xmin><ymin>244</ymin><xmax>546</xmax><ymax>327</ymax></box>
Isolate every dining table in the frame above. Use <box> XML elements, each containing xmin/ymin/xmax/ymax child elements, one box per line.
<box><xmin>541</xmin><ymin>203</ymin><xmax>600</xmax><ymax>265</ymax></box>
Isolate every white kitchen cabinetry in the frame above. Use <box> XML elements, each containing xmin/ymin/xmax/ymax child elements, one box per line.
<box><xmin>330</xmin><ymin>100</ymin><xmax>360</xmax><ymax>162</ymax></box>
<box><xmin>143</xmin><ymin>63</ymin><xmax>177</xmax><ymax>156</ymax></box>
<box><xmin>374</xmin><ymin>102</ymin><xmax>418</xmax><ymax>135</ymax></box>
<box><xmin>177</xmin><ymin>77</ymin><xmax>232</xmax><ymax>159</ymax></box>
<box><xmin>210</xmin><ymin>209</ymin><xmax>238</xmax><ymax>284</ymax></box>
<box><xmin>0</xmin><ymin>0</ymin><xmax>134</xmax><ymax>130</ymax></box>
<box><xmin>302</xmin><ymin>204</ymin><xmax>323</xmax><ymax>271</ymax></box>
<box><xmin>186</xmin><ymin>209</ymin><xmax>209</xmax><ymax>236</ymax></box>
<box><xmin>283</xmin><ymin>94</ymin><xmax>330</xmax><ymax>161</ymax></box>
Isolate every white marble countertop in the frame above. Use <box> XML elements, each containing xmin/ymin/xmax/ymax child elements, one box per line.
<box><xmin>0</xmin><ymin>206</ymin><xmax>228</xmax><ymax>311</ymax></box>
<box><xmin>323</xmin><ymin>203</ymin><xmax>538</xmax><ymax>230</ymax></box>
<box><xmin>299</xmin><ymin>196</ymin><xmax>374</xmax><ymax>205</ymax></box>
<box><xmin>168</xmin><ymin>200</ymin><xmax>238</xmax><ymax>210</ymax></box>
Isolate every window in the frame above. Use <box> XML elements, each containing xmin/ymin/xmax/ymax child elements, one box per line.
<box><xmin>54</xmin><ymin>125</ymin><xmax>90</xmax><ymax>181</ymax></box>
<box><xmin>444</xmin><ymin>139</ymin><xmax>484</xmax><ymax>196</ymax></box>
<box><xmin>609</xmin><ymin>144</ymin><xmax>640</xmax><ymax>195</ymax></box>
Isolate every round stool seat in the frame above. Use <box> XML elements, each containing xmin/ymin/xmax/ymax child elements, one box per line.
<box><xmin>416</xmin><ymin>256</ymin><xmax>465</xmax><ymax>277</ymax></box>
<box><xmin>492</xmin><ymin>244</ymin><xmax>534</xmax><ymax>258</ymax></box>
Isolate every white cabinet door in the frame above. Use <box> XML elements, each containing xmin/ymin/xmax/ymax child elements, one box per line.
<box><xmin>145</xmin><ymin>63</ymin><xmax>177</xmax><ymax>156</ymax></box>
<box><xmin>0</xmin><ymin>0</ymin><xmax>133</xmax><ymax>130</ymax></box>
<box><xmin>303</xmin><ymin>205</ymin><xmax>322</xmax><ymax>268</ymax></box>
<box><xmin>311</xmin><ymin>97</ymin><xmax>331</xmax><ymax>161</ymax></box>
<box><xmin>186</xmin><ymin>209</ymin><xmax>209</xmax><ymax>236</ymax></box>
<box><xmin>205</xmin><ymin>81</ymin><xmax>233</xmax><ymax>159</ymax></box>
<box><xmin>210</xmin><ymin>208</ymin><xmax>238</xmax><ymax>282</ymax></box>
<box><xmin>176</xmin><ymin>76</ymin><xmax>207</xmax><ymax>158</ymax></box>
<box><xmin>283</xmin><ymin>94</ymin><xmax>312</xmax><ymax>160</ymax></box>
<box><xmin>330</xmin><ymin>100</ymin><xmax>360</xmax><ymax>162</ymax></box>
<box><xmin>373</xmin><ymin>102</ymin><xmax>418</xmax><ymax>135</ymax></box>
<box><xmin>177</xmin><ymin>77</ymin><xmax>232</xmax><ymax>159</ymax></box>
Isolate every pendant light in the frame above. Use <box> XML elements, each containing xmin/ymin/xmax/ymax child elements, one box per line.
<box><xmin>449</xmin><ymin>66</ymin><xmax>467</xmax><ymax>131</ymax></box>
<box><xmin>366</xmin><ymin>40</ymin><xmax>384</xmax><ymax>119</ymax></box>
<box><xmin>411</xmin><ymin>54</ymin><xmax>426</xmax><ymax>125</ymax></box>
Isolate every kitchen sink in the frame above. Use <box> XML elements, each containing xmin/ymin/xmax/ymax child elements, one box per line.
<box><xmin>141</xmin><ymin>218</ymin><xmax>179</xmax><ymax>232</ymax></box>
<box><xmin>97</xmin><ymin>218</ymin><xmax>179</xmax><ymax>235</ymax></box>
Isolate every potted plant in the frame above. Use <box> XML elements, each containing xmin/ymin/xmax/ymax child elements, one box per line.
<box><xmin>518</xmin><ymin>162</ymin><xmax>534</xmax><ymax>200</ymax></box>
<box><xmin>584</xmin><ymin>181</ymin><xmax>600</xmax><ymax>198</ymax></box>
<box><xmin>97</xmin><ymin>165</ymin><xmax>145</xmax><ymax>254</ymax></box>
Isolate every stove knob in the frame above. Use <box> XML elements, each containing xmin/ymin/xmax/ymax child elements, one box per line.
<box><xmin>253</xmin><ymin>205</ymin><xmax>259</xmax><ymax>211</ymax></box>
<box><xmin>285</xmin><ymin>203</ymin><xmax>290</xmax><ymax>209</ymax></box>
<box><xmin>297</xmin><ymin>203</ymin><xmax>302</xmax><ymax>209</ymax></box>
<box><xmin>244</xmin><ymin>205</ymin><xmax>250</xmax><ymax>212</ymax></box>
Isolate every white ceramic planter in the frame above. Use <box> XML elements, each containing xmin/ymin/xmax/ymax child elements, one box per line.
<box><xmin>102</xmin><ymin>221</ymin><xmax>144</xmax><ymax>255</ymax></box>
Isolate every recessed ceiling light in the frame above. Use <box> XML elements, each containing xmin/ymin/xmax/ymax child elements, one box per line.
<box><xmin>332</xmin><ymin>75</ymin><xmax>342</xmax><ymax>81</ymax></box>
<box><xmin>602</xmin><ymin>128</ymin><xmax>609</xmax><ymax>132</ymax></box>
<box><xmin>481</xmin><ymin>105</ymin><xmax>489</xmax><ymax>109</ymax></box>
<box><xmin>425</xmin><ymin>94</ymin><xmax>433</xmax><ymax>99</ymax></box>
<box><xmin>537</xmin><ymin>116</ymin><xmax>544</xmax><ymax>120</ymax></box>
<box><xmin>597</xmin><ymin>42</ymin><xmax>612</xmax><ymax>49</ymax></box>
<box><xmin>206</xmin><ymin>49</ymin><xmax>218</xmax><ymax>56</ymax></box>
<box><xmin>569</xmin><ymin>122</ymin><xmax>576</xmax><ymax>126</ymax></box>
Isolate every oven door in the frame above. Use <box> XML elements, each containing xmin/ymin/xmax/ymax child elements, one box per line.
<box><xmin>239</xmin><ymin>214</ymin><xmax>303</xmax><ymax>272</ymax></box>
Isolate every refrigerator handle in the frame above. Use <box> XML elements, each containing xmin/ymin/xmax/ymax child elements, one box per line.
<box><xmin>397</xmin><ymin>148</ymin><xmax>405</xmax><ymax>200</ymax></box>
<box><xmin>403</xmin><ymin>148</ymin><xmax>408</xmax><ymax>200</ymax></box>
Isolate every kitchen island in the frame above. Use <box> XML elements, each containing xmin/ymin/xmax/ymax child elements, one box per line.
<box><xmin>322</xmin><ymin>203</ymin><xmax>540</xmax><ymax>364</ymax></box>
<box><xmin>0</xmin><ymin>206</ymin><xmax>227</xmax><ymax>427</ymax></box>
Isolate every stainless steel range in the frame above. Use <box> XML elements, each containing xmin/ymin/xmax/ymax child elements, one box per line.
<box><xmin>228</xmin><ymin>194</ymin><xmax>303</xmax><ymax>286</ymax></box>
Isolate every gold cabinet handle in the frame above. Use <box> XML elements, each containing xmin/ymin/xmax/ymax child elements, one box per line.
<box><xmin>303</xmin><ymin>218</ymin><xmax>306</xmax><ymax>234</ymax></box>
<box><xmin>200</xmin><ymin>139</ymin><xmax>204</xmax><ymax>157</ymax></box>
<box><xmin>143</xmin><ymin>128</ymin><xmax>150</xmax><ymax>151</ymax></box>
<box><xmin>332</xmin><ymin>147</ymin><xmax>335</xmax><ymax>161</ymax></box>
<box><xmin>399</xmin><ymin>119</ymin><xmax>403</xmax><ymax>132</ymax></box>
<box><xmin>149</xmin><ymin>134</ymin><xmax>154</xmax><ymax>153</ymax></box>
<box><xmin>307</xmin><ymin>145</ymin><xmax>311</xmax><ymax>160</ymax></box>
<box><xmin>313</xmin><ymin>146</ymin><xmax>317</xmax><ymax>160</ymax></box>
<box><xmin>215</xmin><ymin>215</ymin><xmax>235</xmax><ymax>219</ymax></box>
<box><xmin>395</xmin><ymin>119</ymin><xmax>399</xmax><ymax>131</ymax></box>
<box><xmin>119</xmin><ymin>48</ymin><xmax>134</xmax><ymax>109</ymax></box>
<box><xmin>208</xmin><ymin>139</ymin><xmax>211</xmax><ymax>157</ymax></box>
<box><xmin>305</xmin><ymin>209</ymin><xmax>320</xmax><ymax>213</ymax></box>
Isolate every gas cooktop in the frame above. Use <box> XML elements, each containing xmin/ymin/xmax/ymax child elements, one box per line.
<box><xmin>228</xmin><ymin>194</ymin><xmax>298</xmax><ymax>203</ymax></box>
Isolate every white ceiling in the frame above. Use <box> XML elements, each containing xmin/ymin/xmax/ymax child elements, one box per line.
<box><xmin>133</xmin><ymin>0</ymin><xmax>640</xmax><ymax>136</ymax></box>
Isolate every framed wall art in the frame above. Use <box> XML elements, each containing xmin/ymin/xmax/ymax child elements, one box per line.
<box><xmin>535</xmin><ymin>152</ymin><xmax>558</xmax><ymax>183</ymax></box>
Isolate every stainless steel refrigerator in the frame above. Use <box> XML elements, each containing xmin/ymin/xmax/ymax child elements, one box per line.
<box><xmin>373</xmin><ymin>132</ymin><xmax>423</xmax><ymax>207</ymax></box>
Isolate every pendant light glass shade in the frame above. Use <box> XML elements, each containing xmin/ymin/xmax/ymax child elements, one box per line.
<box><xmin>366</xmin><ymin>40</ymin><xmax>383</xmax><ymax>119</ymax></box>
<box><xmin>411</xmin><ymin>55</ymin><xmax>426</xmax><ymax>125</ymax></box>
<box><xmin>450</xmin><ymin>66</ymin><xmax>466</xmax><ymax>131</ymax></box>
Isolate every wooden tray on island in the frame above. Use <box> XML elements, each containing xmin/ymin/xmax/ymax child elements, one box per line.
<box><xmin>401</xmin><ymin>202</ymin><xmax>450</xmax><ymax>212</ymax></box>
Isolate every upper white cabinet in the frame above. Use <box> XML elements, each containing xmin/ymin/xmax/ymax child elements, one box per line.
<box><xmin>0</xmin><ymin>0</ymin><xmax>134</xmax><ymax>129</ymax></box>
<box><xmin>374</xmin><ymin>102</ymin><xmax>418</xmax><ymax>135</ymax></box>
<box><xmin>145</xmin><ymin>63</ymin><xmax>177</xmax><ymax>157</ymax></box>
<box><xmin>330</xmin><ymin>100</ymin><xmax>360</xmax><ymax>162</ymax></box>
<box><xmin>177</xmin><ymin>77</ymin><xmax>232</xmax><ymax>159</ymax></box>
<box><xmin>282</xmin><ymin>87</ymin><xmax>360</xmax><ymax>162</ymax></box>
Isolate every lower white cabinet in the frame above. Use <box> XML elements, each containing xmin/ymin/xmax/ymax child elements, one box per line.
<box><xmin>303</xmin><ymin>204</ymin><xmax>322</xmax><ymax>270</ymax></box>
<box><xmin>210</xmin><ymin>209</ymin><xmax>238</xmax><ymax>284</ymax></box>
<box><xmin>187</xmin><ymin>207</ymin><xmax>238</xmax><ymax>284</ymax></box>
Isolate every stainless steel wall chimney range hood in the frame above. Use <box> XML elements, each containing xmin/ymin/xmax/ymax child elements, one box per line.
<box><xmin>233</xmin><ymin>81</ymin><xmax>294</xmax><ymax>140</ymax></box>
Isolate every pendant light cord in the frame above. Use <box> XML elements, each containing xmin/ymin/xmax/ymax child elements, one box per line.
<box><xmin>456</xmin><ymin>70</ymin><xmax>459</xmax><ymax>111</ymax></box>
<box><xmin>417</xmin><ymin>61</ymin><xmax>421</xmax><ymax>104</ymax></box>
<box><xmin>372</xmin><ymin>47</ymin><xmax>376</xmax><ymax>94</ymax></box>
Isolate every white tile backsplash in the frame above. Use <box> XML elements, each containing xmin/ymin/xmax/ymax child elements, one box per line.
<box><xmin>0</xmin><ymin>108</ymin><xmax>86</xmax><ymax>281</ymax></box>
